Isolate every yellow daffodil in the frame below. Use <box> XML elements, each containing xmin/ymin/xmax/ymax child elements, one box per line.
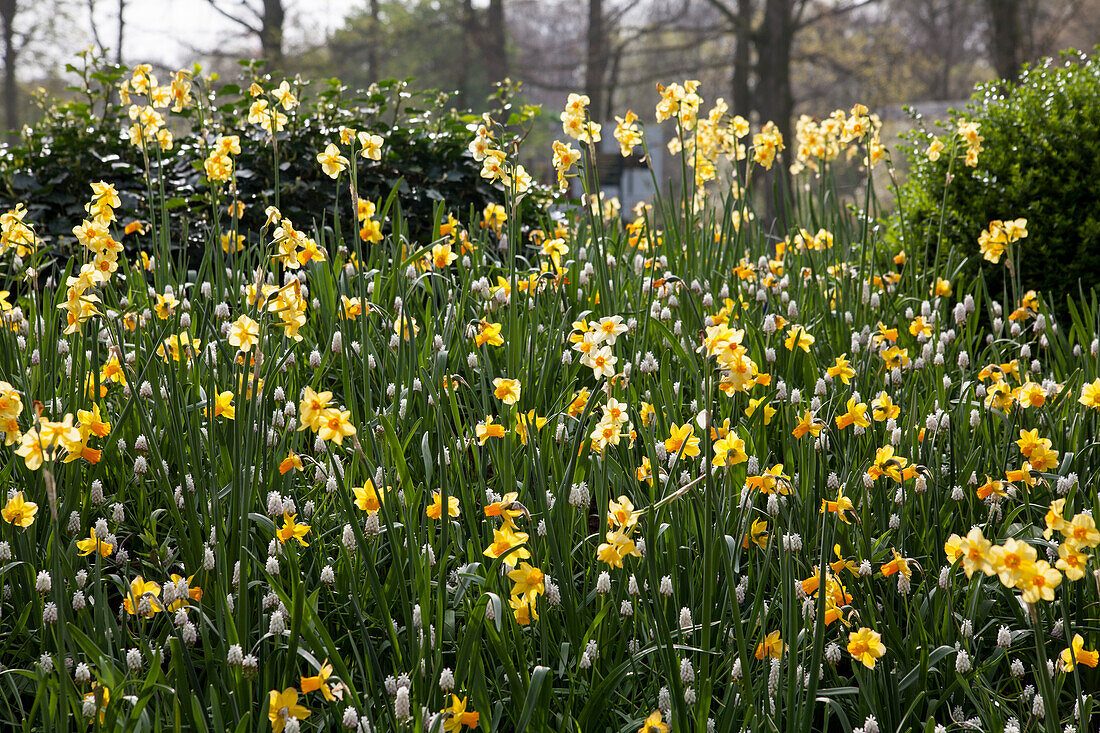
<box><xmin>166</xmin><ymin>574</ymin><xmax>202</xmax><ymax>611</ymax></box>
<box><xmin>76</xmin><ymin>527</ymin><xmax>114</xmax><ymax>558</ymax></box>
<box><xmin>492</xmin><ymin>377</ymin><xmax>521</xmax><ymax>405</ymax></box>
<box><xmin>827</xmin><ymin>354</ymin><xmax>855</xmax><ymax>384</ymax></box>
<box><xmin>784</xmin><ymin>325</ymin><xmax>815</xmax><ymax>353</ymax></box>
<box><xmin>638</xmin><ymin>710</ymin><xmax>670</xmax><ymax>733</ymax></box>
<box><xmin>353</xmin><ymin>481</ymin><xmax>384</xmax><ymax>513</ymax></box>
<box><xmin>871</xmin><ymin>391</ymin><xmax>899</xmax><ymax>421</ymax></box>
<box><xmin>83</xmin><ymin>682</ymin><xmax>110</xmax><ymax>724</ymax></box>
<box><xmin>279</xmin><ymin>452</ymin><xmax>303</xmax><ymax>475</ymax></box>
<box><xmin>992</xmin><ymin>538</ymin><xmax>1040</xmax><ymax>589</ymax></box>
<box><xmin>427</xmin><ymin>492</ymin><xmax>460</xmax><ymax>520</ymax></box>
<box><xmin>484</xmin><ymin>492</ymin><xmax>522</xmax><ymax>521</ymax></box>
<box><xmin>276</xmin><ymin>512</ymin><xmax>311</xmax><ymax>547</ymax></box>
<box><xmin>317</xmin><ymin>408</ymin><xmax>356</xmax><ymax>444</ymax></box>
<box><xmin>1080</xmin><ymin>378</ymin><xmax>1100</xmax><ymax>409</ymax></box>
<box><xmin>713</xmin><ymin>432</ymin><xmax>747</xmax><ymax>467</ymax></box>
<box><xmin>298</xmin><ymin>387</ymin><xmax>332</xmax><ymax>432</ymax></box>
<box><xmin>514</xmin><ymin>410</ymin><xmax>547</xmax><ymax>446</ymax></box>
<box><xmin>847</xmin><ymin>627</ymin><xmax>886</xmax><ymax>669</ymax></box>
<box><xmin>835</xmin><ymin>398</ymin><xmax>870</xmax><ymax>430</ymax></box>
<box><xmin>597</xmin><ymin>528</ymin><xmax>640</xmax><ymax>568</ymax></box>
<box><xmin>2</xmin><ymin>491</ymin><xmax>37</xmax><ymax>528</ymax></box>
<box><xmin>211</xmin><ymin>391</ymin><xmax>235</xmax><ymax>421</ymax></box>
<box><xmin>664</xmin><ymin>423</ymin><xmax>700</xmax><ymax>459</ymax></box>
<box><xmin>607</xmin><ymin>495</ymin><xmax>639</xmax><ymax>530</ymax></box>
<box><xmin>1056</xmin><ymin>542</ymin><xmax>1088</xmax><ymax>581</ymax></box>
<box><xmin>820</xmin><ymin>487</ymin><xmax>854</xmax><ymax>523</ymax></box>
<box><xmin>357</xmin><ymin>132</ymin><xmax>384</xmax><ymax>160</ymax></box>
<box><xmin>792</xmin><ymin>409</ymin><xmax>825</xmax><ymax>439</ymax></box>
<box><xmin>441</xmin><ymin>694</ymin><xmax>479</xmax><ymax>731</ymax></box>
<box><xmin>475</xmin><ymin>320</ymin><xmax>504</xmax><ymax>347</ymax></box>
<box><xmin>1063</xmin><ymin>513</ymin><xmax>1100</xmax><ymax>549</ymax></box>
<box><xmin>745</xmin><ymin>464</ymin><xmax>791</xmax><ymax>495</ymax></box>
<box><xmin>476</xmin><ymin>416</ymin><xmax>506</xmax><ymax>445</ymax></box>
<box><xmin>957</xmin><ymin>527</ymin><xmax>995</xmax><ymax>578</ymax></box>
<box><xmin>317</xmin><ymin>143</ymin><xmax>349</xmax><ymax>179</ymax></box>
<box><xmin>228</xmin><ymin>315</ymin><xmax>259</xmax><ymax>352</ymax></box>
<box><xmin>755</xmin><ymin>630</ymin><xmax>784</xmax><ymax>660</ymax></box>
<box><xmin>300</xmin><ymin>662</ymin><xmax>336</xmax><ymax>701</ymax></box>
<box><xmin>1018</xmin><ymin>560</ymin><xmax>1061</xmax><ymax>603</ymax></box>
<box><xmin>430</xmin><ymin>242</ymin><xmax>458</xmax><ymax>269</ymax></box>
<box><xmin>507</xmin><ymin>562</ymin><xmax>546</xmax><ymax>604</ymax></box>
<box><xmin>743</xmin><ymin>518</ymin><xmax>769</xmax><ymax>550</ymax></box>
<box><xmin>483</xmin><ymin>525</ymin><xmax>531</xmax><ymax>565</ymax></box>
<box><xmin>510</xmin><ymin>593</ymin><xmax>538</xmax><ymax>625</ymax></box>
<box><xmin>880</xmin><ymin>549</ymin><xmax>912</xmax><ymax>579</ymax></box>
<box><xmin>268</xmin><ymin>688</ymin><xmax>310</xmax><ymax>733</ymax></box>
<box><xmin>1061</xmin><ymin>634</ymin><xmax>1099</xmax><ymax>672</ymax></box>
<box><xmin>123</xmin><ymin>576</ymin><xmax>163</xmax><ymax>618</ymax></box>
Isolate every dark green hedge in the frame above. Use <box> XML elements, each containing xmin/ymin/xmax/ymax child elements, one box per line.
<box><xmin>0</xmin><ymin>55</ymin><xmax>544</xmax><ymax>263</ymax></box>
<box><xmin>893</xmin><ymin>48</ymin><xmax>1100</xmax><ymax>309</ymax></box>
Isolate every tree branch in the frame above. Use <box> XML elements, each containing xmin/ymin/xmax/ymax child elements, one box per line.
<box><xmin>701</xmin><ymin>0</ymin><xmax>748</xmax><ymax>32</ymax></box>
<box><xmin>799</xmin><ymin>0</ymin><xmax>881</xmax><ymax>29</ymax></box>
<box><xmin>86</xmin><ymin>0</ymin><xmax>105</xmax><ymax>55</ymax></box>
<box><xmin>204</xmin><ymin>0</ymin><xmax>262</xmax><ymax>34</ymax></box>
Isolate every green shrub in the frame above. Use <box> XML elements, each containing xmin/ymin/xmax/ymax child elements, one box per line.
<box><xmin>0</xmin><ymin>51</ymin><xmax>545</xmax><ymax>260</ymax></box>
<box><xmin>892</xmin><ymin>48</ymin><xmax>1100</xmax><ymax>310</ymax></box>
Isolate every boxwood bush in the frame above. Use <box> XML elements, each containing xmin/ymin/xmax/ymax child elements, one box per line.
<box><xmin>893</xmin><ymin>48</ymin><xmax>1100</xmax><ymax>311</ymax></box>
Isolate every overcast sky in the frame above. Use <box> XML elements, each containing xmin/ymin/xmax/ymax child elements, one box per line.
<box><xmin>84</xmin><ymin>0</ymin><xmax>362</xmax><ymax>69</ymax></box>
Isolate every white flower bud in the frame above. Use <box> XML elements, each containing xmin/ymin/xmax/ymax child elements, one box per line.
<box><xmin>680</xmin><ymin>658</ymin><xmax>695</xmax><ymax>683</ymax></box>
<box><xmin>679</xmin><ymin>607</ymin><xmax>693</xmax><ymax>636</ymax></box>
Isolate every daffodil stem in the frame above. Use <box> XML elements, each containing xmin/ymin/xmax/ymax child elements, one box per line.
<box><xmin>1029</xmin><ymin>602</ymin><xmax>1059</xmax><ymax>733</ymax></box>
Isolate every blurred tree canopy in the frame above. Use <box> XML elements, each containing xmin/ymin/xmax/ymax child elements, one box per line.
<box><xmin>299</xmin><ymin>0</ymin><xmax>506</xmax><ymax>110</ymax></box>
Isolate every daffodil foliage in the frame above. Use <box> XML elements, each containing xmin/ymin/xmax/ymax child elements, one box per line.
<box><xmin>0</xmin><ymin>64</ymin><xmax>1099</xmax><ymax>733</ymax></box>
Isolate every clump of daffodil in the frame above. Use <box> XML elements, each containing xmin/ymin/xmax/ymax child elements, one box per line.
<box><xmin>481</xmin><ymin>491</ymin><xmax>538</xmax><ymax>623</ymax></box>
<box><xmin>597</xmin><ymin>495</ymin><xmax>643</xmax><ymax>570</ymax></box>
<box><xmin>978</xmin><ymin>218</ymin><xmax>1027</xmax><ymax>264</ymax></box>
<box><xmin>297</xmin><ymin>386</ymin><xmax>356</xmax><ymax>446</ymax></box>
<box><xmin>506</xmin><ymin>562</ymin><xmax>546</xmax><ymax>625</ymax></box>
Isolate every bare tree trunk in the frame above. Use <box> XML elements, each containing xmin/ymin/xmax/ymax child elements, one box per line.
<box><xmin>485</xmin><ymin>0</ymin><xmax>506</xmax><ymax>84</ymax></box>
<box><xmin>1</xmin><ymin>0</ymin><xmax>17</xmax><ymax>141</ymax></box>
<box><xmin>605</xmin><ymin>40</ymin><xmax>624</xmax><ymax>121</ymax></box>
<box><xmin>985</xmin><ymin>0</ymin><xmax>1022</xmax><ymax>82</ymax></box>
<box><xmin>585</xmin><ymin>0</ymin><xmax>605</xmax><ymax>120</ymax></box>
<box><xmin>937</xmin><ymin>0</ymin><xmax>967</xmax><ymax>98</ymax></box>
<box><xmin>458</xmin><ymin>0</ymin><xmax>475</xmax><ymax>106</ymax></box>
<box><xmin>116</xmin><ymin>0</ymin><xmax>124</xmax><ymax>64</ymax></box>
<box><xmin>732</xmin><ymin>0</ymin><xmax>751</xmax><ymax>115</ymax></box>
<box><xmin>754</xmin><ymin>0</ymin><xmax>794</xmax><ymax>229</ymax></box>
<box><xmin>366</xmin><ymin>0</ymin><xmax>379</xmax><ymax>81</ymax></box>
<box><xmin>260</xmin><ymin>0</ymin><xmax>284</xmax><ymax>67</ymax></box>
